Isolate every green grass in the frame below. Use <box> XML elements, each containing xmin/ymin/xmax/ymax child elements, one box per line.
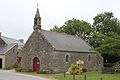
<box><xmin>17</xmin><ymin>72</ymin><xmax>120</xmax><ymax>80</ymax></box>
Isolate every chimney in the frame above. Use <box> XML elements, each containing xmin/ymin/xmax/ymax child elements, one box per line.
<box><xmin>19</xmin><ymin>39</ymin><xmax>24</xmax><ymax>43</ymax></box>
<box><xmin>0</xmin><ymin>32</ymin><xmax>1</xmax><ymax>37</ymax></box>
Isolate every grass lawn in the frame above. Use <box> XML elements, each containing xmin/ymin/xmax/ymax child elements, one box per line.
<box><xmin>17</xmin><ymin>72</ymin><xmax>120</xmax><ymax>80</ymax></box>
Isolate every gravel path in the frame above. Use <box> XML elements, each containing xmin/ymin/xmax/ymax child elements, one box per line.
<box><xmin>0</xmin><ymin>69</ymin><xmax>53</xmax><ymax>80</ymax></box>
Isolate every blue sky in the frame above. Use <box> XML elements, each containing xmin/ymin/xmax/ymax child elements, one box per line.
<box><xmin>0</xmin><ymin>0</ymin><xmax>120</xmax><ymax>41</ymax></box>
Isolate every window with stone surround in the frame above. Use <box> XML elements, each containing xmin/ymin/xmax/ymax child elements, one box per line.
<box><xmin>65</xmin><ymin>55</ymin><xmax>69</xmax><ymax>62</ymax></box>
<box><xmin>88</xmin><ymin>55</ymin><xmax>91</xmax><ymax>61</ymax></box>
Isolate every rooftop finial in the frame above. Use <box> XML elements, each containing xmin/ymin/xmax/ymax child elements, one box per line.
<box><xmin>37</xmin><ymin>3</ymin><xmax>39</xmax><ymax>8</ymax></box>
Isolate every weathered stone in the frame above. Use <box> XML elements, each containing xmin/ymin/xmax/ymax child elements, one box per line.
<box><xmin>21</xmin><ymin>8</ymin><xmax>103</xmax><ymax>73</ymax></box>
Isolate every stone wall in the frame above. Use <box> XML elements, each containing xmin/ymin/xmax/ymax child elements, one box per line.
<box><xmin>21</xmin><ymin>30</ymin><xmax>54</xmax><ymax>70</ymax></box>
<box><xmin>48</xmin><ymin>51</ymin><xmax>103</xmax><ymax>73</ymax></box>
<box><xmin>5</xmin><ymin>44</ymin><xmax>18</xmax><ymax>68</ymax></box>
<box><xmin>21</xmin><ymin>30</ymin><xmax>103</xmax><ymax>73</ymax></box>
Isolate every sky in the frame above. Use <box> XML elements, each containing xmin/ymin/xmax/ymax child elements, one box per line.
<box><xmin>0</xmin><ymin>0</ymin><xmax>120</xmax><ymax>41</ymax></box>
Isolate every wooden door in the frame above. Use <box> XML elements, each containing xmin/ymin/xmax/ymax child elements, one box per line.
<box><xmin>33</xmin><ymin>57</ymin><xmax>40</xmax><ymax>72</ymax></box>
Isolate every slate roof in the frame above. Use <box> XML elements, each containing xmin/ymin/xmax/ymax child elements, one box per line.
<box><xmin>0</xmin><ymin>36</ymin><xmax>24</xmax><ymax>54</ymax></box>
<box><xmin>41</xmin><ymin>30</ymin><xmax>95</xmax><ymax>52</ymax></box>
<box><xmin>1</xmin><ymin>36</ymin><xmax>24</xmax><ymax>50</ymax></box>
<box><xmin>0</xmin><ymin>43</ymin><xmax>17</xmax><ymax>54</ymax></box>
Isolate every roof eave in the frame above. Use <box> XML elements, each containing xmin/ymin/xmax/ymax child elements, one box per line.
<box><xmin>54</xmin><ymin>49</ymin><xmax>96</xmax><ymax>53</ymax></box>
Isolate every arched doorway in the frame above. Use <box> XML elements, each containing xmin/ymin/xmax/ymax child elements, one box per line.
<box><xmin>33</xmin><ymin>57</ymin><xmax>40</xmax><ymax>72</ymax></box>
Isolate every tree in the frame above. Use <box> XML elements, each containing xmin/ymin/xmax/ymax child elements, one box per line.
<box><xmin>94</xmin><ymin>32</ymin><xmax>120</xmax><ymax>63</ymax></box>
<box><xmin>89</xmin><ymin>33</ymin><xmax>107</xmax><ymax>48</ymax></box>
<box><xmin>50</xmin><ymin>25</ymin><xmax>62</xmax><ymax>32</ymax></box>
<box><xmin>51</xmin><ymin>18</ymin><xmax>93</xmax><ymax>41</ymax></box>
<box><xmin>92</xmin><ymin>12</ymin><xmax>120</xmax><ymax>63</ymax></box>
<box><xmin>93</xmin><ymin>12</ymin><xmax>120</xmax><ymax>35</ymax></box>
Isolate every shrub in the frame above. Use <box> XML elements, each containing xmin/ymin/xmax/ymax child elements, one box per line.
<box><xmin>37</xmin><ymin>70</ymin><xmax>47</xmax><ymax>74</ymax></box>
<box><xmin>102</xmin><ymin>67</ymin><xmax>115</xmax><ymax>74</ymax></box>
<box><xmin>104</xmin><ymin>63</ymin><xmax>116</xmax><ymax>67</ymax></box>
<box><xmin>15</xmin><ymin>67</ymin><xmax>33</xmax><ymax>72</ymax></box>
<box><xmin>114</xmin><ymin>61</ymin><xmax>120</xmax><ymax>72</ymax></box>
<box><xmin>83</xmin><ymin>69</ymin><xmax>87</xmax><ymax>72</ymax></box>
<box><xmin>2</xmin><ymin>67</ymin><xmax>13</xmax><ymax>70</ymax></box>
<box><xmin>115</xmin><ymin>69</ymin><xmax>120</xmax><ymax>73</ymax></box>
<box><xmin>15</xmin><ymin>67</ymin><xmax>23</xmax><ymax>72</ymax></box>
<box><xmin>68</xmin><ymin>64</ymin><xmax>83</xmax><ymax>75</ymax></box>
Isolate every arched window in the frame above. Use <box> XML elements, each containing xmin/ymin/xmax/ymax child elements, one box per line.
<box><xmin>66</xmin><ymin>55</ymin><xmax>69</xmax><ymax>62</ymax></box>
<box><xmin>88</xmin><ymin>55</ymin><xmax>91</xmax><ymax>61</ymax></box>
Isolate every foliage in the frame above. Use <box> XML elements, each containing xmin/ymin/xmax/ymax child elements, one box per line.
<box><xmin>82</xmin><ymin>69</ymin><xmax>87</xmax><ymax>72</ymax></box>
<box><xmin>37</xmin><ymin>70</ymin><xmax>47</xmax><ymax>74</ymax></box>
<box><xmin>104</xmin><ymin>63</ymin><xmax>116</xmax><ymax>67</ymax></box>
<box><xmin>93</xmin><ymin>12</ymin><xmax>120</xmax><ymax>35</ymax></box>
<box><xmin>114</xmin><ymin>61</ymin><xmax>120</xmax><ymax>73</ymax></box>
<box><xmin>89</xmin><ymin>33</ymin><xmax>107</xmax><ymax>48</ymax></box>
<box><xmin>2</xmin><ymin>67</ymin><xmax>13</xmax><ymax>70</ymax></box>
<box><xmin>94</xmin><ymin>32</ymin><xmax>120</xmax><ymax>62</ymax></box>
<box><xmin>51</xmin><ymin>18</ymin><xmax>93</xmax><ymax>41</ymax></box>
<box><xmin>68</xmin><ymin>64</ymin><xmax>83</xmax><ymax>75</ymax></box>
<box><xmin>102</xmin><ymin>67</ymin><xmax>115</xmax><ymax>74</ymax></box>
<box><xmin>15</xmin><ymin>67</ymin><xmax>33</xmax><ymax>72</ymax></box>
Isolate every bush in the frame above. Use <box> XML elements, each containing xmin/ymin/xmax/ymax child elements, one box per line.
<box><xmin>83</xmin><ymin>69</ymin><xmax>87</xmax><ymax>72</ymax></box>
<box><xmin>104</xmin><ymin>63</ymin><xmax>116</xmax><ymax>67</ymax></box>
<box><xmin>15</xmin><ymin>67</ymin><xmax>33</xmax><ymax>72</ymax></box>
<box><xmin>102</xmin><ymin>67</ymin><xmax>115</xmax><ymax>74</ymax></box>
<box><xmin>68</xmin><ymin>64</ymin><xmax>83</xmax><ymax>75</ymax></box>
<box><xmin>114</xmin><ymin>61</ymin><xmax>120</xmax><ymax>73</ymax></box>
<box><xmin>2</xmin><ymin>67</ymin><xmax>13</xmax><ymax>70</ymax></box>
<box><xmin>15</xmin><ymin>67</ymin><xmax>23</xmax><ymax>72</ymax></box>
<box><xmin>115</xmin><ymin>69</ymin><xmax>120</xmax><ymax>73</ymax></box>
<box><xmin>37</xmin><ymin>70</ymin><xmax>47</xmax><ymax>74</ymax></box>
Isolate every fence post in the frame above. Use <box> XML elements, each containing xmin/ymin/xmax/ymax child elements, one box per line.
<box><xmin>84</xmin><ymin>75</ymin><xmax>86</xmax><ymax>80</ymax></box>
<box><xmin>100</xmin><ymin>77</ymin><xmax>103</xmax><ymax>80</ymax></box>
<box><xmin>64</xmin><ymin>72</ymin><xmax>66</xmax><ymax>78</ymax></box>
<box><xmin>73</xmin><ymin>74</ymin><xmax>75</xmax><ymax>80</ymax></box>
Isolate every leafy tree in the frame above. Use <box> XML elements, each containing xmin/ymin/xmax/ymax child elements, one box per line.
<box><xmin>50</xmin><ymin>25</ymin><xmax>62</xmax><ymax>32</ymax></box>
<box><xmin>92</xmin><ymin>12</ymin><xmax>120</xmax><ymax>63</ymax></box>
<box><xmin>51</xmin><ymin>18</ymin><xmax>93</xmax><ymax>41</ymax></box>
<box><xmin>89</xmin><ymin>33</ymin><xmax>107</xmax><ymax>48</ymax></box>
<box><xmin>94</xmin><ymin>32</ymin><xmax>120</xmax><ymax>63</ymax></box>
<box><xmin>93</xmin><ymin>12</ymin><xmax>120</xmax><ymax>35</ymax></box>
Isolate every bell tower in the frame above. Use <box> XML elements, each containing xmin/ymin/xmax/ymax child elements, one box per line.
<box><xmin>33</xmin><ymin>8</ymin><xmax>41</xmax><ymax>30</ymax></box>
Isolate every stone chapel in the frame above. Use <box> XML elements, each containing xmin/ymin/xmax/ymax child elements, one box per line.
<box><xmin>21</xmin><ymin>8</ymin><xmax>103</xmax><ymax>73</ymax></box>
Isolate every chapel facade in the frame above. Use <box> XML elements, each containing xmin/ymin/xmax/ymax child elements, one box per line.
<box><xmin>21</xmin><ymin>8</ymin><xmax>103</xmax><ymax>73</ymax></box>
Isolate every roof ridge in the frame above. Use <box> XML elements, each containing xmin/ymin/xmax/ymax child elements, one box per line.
<box><xmin>4</xmin><ymin>43</ymin><xmax>17</xmax><ymax>54</ymax></box>
<box><xmin>1</xmin><ymin>36</ymin><xmax>19</xmax><ymax>41</ymax></box>
<box><xmin>41</xmin><ymin>29</ymin><xmax>81</xmax><ymax>39</ymax></box>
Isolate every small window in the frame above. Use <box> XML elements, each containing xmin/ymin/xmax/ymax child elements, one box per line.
<box><xmin>88</xmin><ymin>55</ymin><xmax>91</xmax><ymax>61</ymax></box>
<box><xmin>17</xmin><ymin>52</ymin><xmax>19</xmax><ymax>55</ymax></box>
<box><xmin>17</xmin><ymin>57</ymin><xmax>21</xmax><ymax>63</ymax></box>
<box><xmin>66</xmin><ymin>55</ymin><xmax>69</xmax><ymax>62</ymax></box>
<box><xmin>99</xmin><ymin>60</ymin><xmax>101</xmax><ymax>64</ymax></box>
<box><xmin>13</xmin><ymin>49</ymin><xmax>15</xmax><ymax>53</ymax></box>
